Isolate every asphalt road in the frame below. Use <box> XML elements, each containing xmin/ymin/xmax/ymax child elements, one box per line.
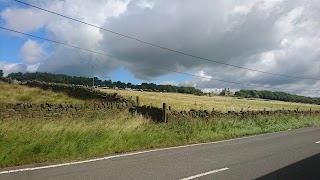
<box><xmin>1</xmin><ymin>126</ymin><xmax>320</xmax><ymax>180</ymax></box>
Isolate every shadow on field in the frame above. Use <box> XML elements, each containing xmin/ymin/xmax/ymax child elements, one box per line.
<box><xmin>257</xmin><ymin>153</ymin><xmax>320</xmax><ymax>180</ymax></box>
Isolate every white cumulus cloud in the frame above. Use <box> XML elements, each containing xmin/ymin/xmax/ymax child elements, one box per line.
<box><xmin>19</xmin><ymin>39</ymin><xmax>45</xmax><ymax>65</ymax></box>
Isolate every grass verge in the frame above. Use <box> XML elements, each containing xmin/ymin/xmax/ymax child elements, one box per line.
<box><xmin>1</xmin><ymin>110</ymin><xmax>320</xmax><ymax>168</ymax></box>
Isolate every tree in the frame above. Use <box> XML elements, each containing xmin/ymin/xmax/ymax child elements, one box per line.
<box><xmin>0</xmin><ymin>70</ymin><xmax>3</xmax><ymax>77</ymax></box>
<box><xmin>6</xmin><ymin>72</ymin><xmax>205</xmax><ymax>96</ymax></box>
<box><xmin>234</xmin><ymin>89</ymin><xmax>320</xmax><ymax>105</ymax></box>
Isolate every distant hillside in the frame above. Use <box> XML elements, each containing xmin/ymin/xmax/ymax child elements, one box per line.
<box><xmin>7</xmin><ymin>72</ymin><xmax>204</xmax><ymax>96</ymax></box>
<box><xmin>235</xmin><ymin>89</ymin><xmax>320</xmax><ymax>105</ymax></box>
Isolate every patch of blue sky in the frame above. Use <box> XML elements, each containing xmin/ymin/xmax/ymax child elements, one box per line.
<box><xmin>0</xmin><ymin>1</ymin><xmax>8</xmax><ymax>27</ymax></box>
<box><xmin>0</xmin><ymin>1</ymin><xmax>50</xmax><ymax>63</ymax></box>
<box><xmin>0</xmin><ymin>0</ymin><xmax>10</xmax><ymax>11</ymax></box>
<box><xmin>1</xmin><ymin>0</ymin><xmax>26</xmax><ymax>9</ymax></box>
<box><xmin>106</xmin><ymin>68</ymin><xmax>143</xmax><ymax>85</ymax></box>
<box><xmin>0</xmin><ymin>32</ymin><xmax>25</xmax><ymax>63</ymax></box>
<box><xmin>0</xmin><ymin>26</ymin><xmax>48</xmax><ymax>63</ymax></box>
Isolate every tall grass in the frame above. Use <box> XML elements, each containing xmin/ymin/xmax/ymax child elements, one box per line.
<box><xmin>1</xmin><ymin>110</ymin><xmax>320</xmax><ymax>168</ymax></box>
<box><xmin>0</xmin><ymin>81</ymin><xmax>86</xmax><ymax>104</ymax></box>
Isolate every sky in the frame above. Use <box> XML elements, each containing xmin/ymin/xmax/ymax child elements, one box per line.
<box><xmin>0</xmin><ymin>0</ymin><xmax>320</xmax><ymax>96</ymax></box>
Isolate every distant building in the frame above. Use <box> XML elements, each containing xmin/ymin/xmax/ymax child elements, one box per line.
<box><xmin>220</xmin><ymin>88</ymin><xmax>234</xmax><ymax>96</ymax></box>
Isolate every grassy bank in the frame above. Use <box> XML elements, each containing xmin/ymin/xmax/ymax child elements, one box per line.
<box><xmin>0</xmin><ymin>81</ymin><xmax>86</xmax><ymax>104</ymax></box>
<box><xmin>100</xmin><ymin>89</ymin><xmax>320</xmax><ymax>113</ymax></box>
<box><xmin>1</xmin><ymin>110</ymin><xmax>320</xmax><ymax>168</ymax></box>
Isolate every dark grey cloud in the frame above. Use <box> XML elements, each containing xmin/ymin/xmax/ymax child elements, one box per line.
<box><xmin>99</xmin><ymin>0</ymin><xmax>295</xmax><ymax>74</ymax></box>
<box><xmin>37</xmin><ymin>47</ymin><xmax>119</xmax><ymax>78</ymax></box>
<box><xmin>99</xmin><ymin>0</ymin><xmax>320</xmax><ymax>96</ymax></box>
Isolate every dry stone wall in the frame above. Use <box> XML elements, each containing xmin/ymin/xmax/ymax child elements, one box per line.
<box><xmin>167</xmin><ymin>108</ymin><xmax>320</xmax><ymax>120</ymax></box>
<box><xmin>129</xmin><ymin>105</ymin><xmax>163</xmax><ymax>123</ymax></box>
<box><xmin>0</xmin><ymin>102</ymin><xmax>130</xmax><ymax>119</ymax></box>
<box><xmin>1</xmin><ymin>102</ymin><xmax>320</xmax><ymax>122</ymax></box>
<box><xmin>0</xmin><ymin>77</ymin><xmax>8</xmax><ymax>82</ymax></box>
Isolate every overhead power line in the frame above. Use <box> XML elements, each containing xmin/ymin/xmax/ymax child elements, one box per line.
<box><xmin>1</xmin><ymin>26</ymin><xmax>319</xmax><ymax>93</ymax></box>
<box><xmin>12</xmin><ymin>0</ymin><xmax>320</xmax><ymax>81</ymax></box>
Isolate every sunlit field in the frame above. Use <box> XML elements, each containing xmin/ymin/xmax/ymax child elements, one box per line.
<box><xmin>99</xmin><ymin>88</ymin><xmax>320</xmax><ymax>113</ymax></box>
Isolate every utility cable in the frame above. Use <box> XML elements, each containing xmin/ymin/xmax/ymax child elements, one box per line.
<box><xmin>12</xmin><ymin>0</ymin><xmax>320</xmax><ymax>81</ymax></box>
<box><xmin>1</xmin><ymin>26</ymin><xmax>319</xmax><ymax>92</ymax></box>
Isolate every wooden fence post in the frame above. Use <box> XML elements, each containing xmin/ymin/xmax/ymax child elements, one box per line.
<box><xmin>163</xmin><ymin>103</ymin><xmax>167</xmax><ymax>123</ymax></box>
<box><xmin>136</xmin><ymin>96</ymin><xmax>140</xmax><ymax>106</ymax></box>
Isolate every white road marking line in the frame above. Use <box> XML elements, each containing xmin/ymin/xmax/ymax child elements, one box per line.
<box><xmin>180</xmin><ymin>168</ymin><xmax>229</xmax><ymax>180</ymax></box>
<box><xmin>316</xmin><ymin>141</ymin><xmax>320</xmax><ymax>144</ymax></box>
<box><xmin>0</xmin><ymin>128</ymin><xmax>307</xmax><ymax>175</ymax></box>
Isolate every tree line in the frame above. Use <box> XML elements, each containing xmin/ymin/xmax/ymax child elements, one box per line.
<box><xmin>235</xmin><ymin>89</ymin><xmax>320</xmax><ymax>105</ymax></box>
<box><xmin>3</xmin><ymin>71</ymin><xmax>319</xmax><ymax>104</ymax></box>
<box><xmin>6</xmin><ymin>72</ymin><xmax>204</xmax><ymax>96</ymax></box>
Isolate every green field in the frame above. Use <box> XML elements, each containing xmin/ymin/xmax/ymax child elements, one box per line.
<box><xmin>1</xmin><ymin>82</ymin><xmax>320</xmax><ymax>168</ymax></box>
<box><xmin>99</xmin><ymin>88</ymin><xmax>320</xmax><ymax>112</ymax></box>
